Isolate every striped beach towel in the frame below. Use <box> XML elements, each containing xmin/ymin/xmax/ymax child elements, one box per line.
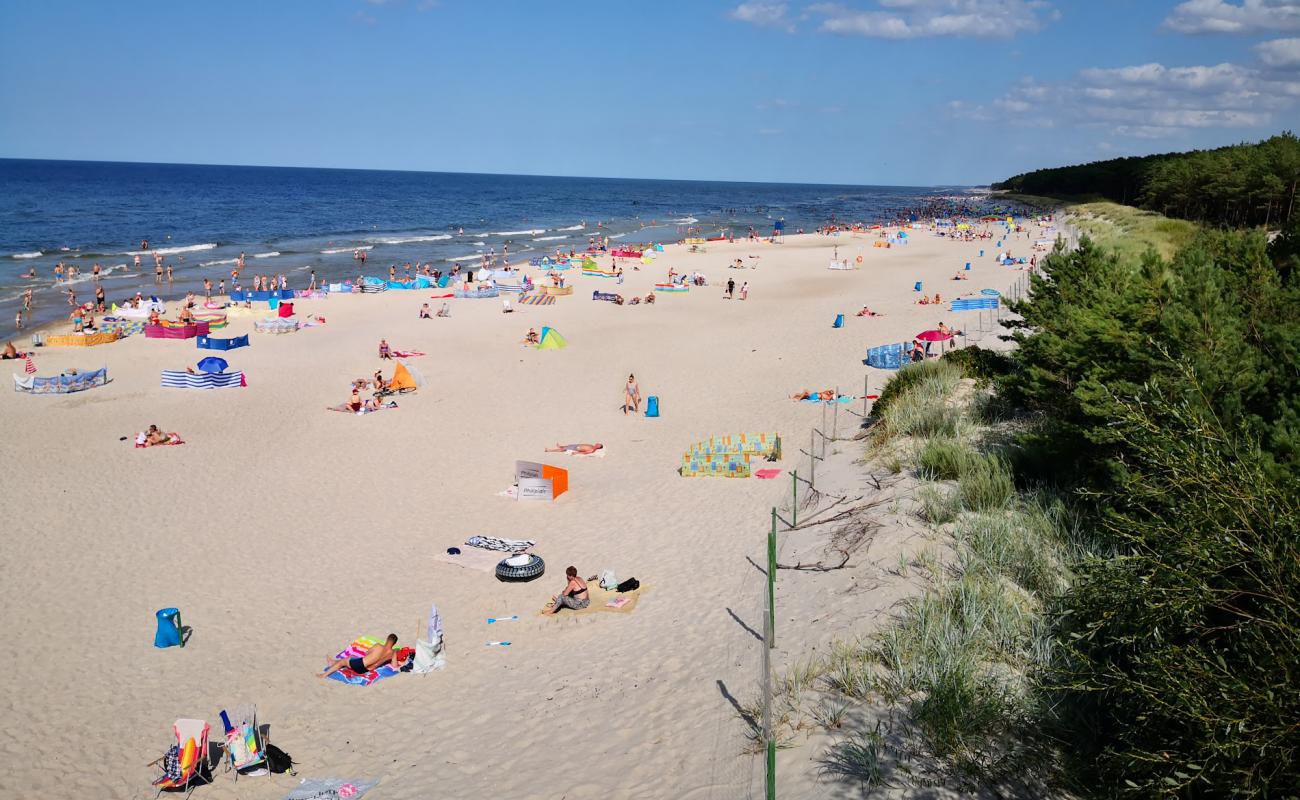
<box><xmin>326</xmin><ymin>636</ymin><xmax>404</xmax><ymax>687</ymax></box>
<box><xmin>24</xmin><ymin>356</ymin><xmax>35</xmax><ymax>375</ymax></box>
<box><xmin>466</xmin><ymin>535</ymin><xmax>535</xmax><ymax>553</ymax></box>
<box><xmin>518</xmin><ymin>294</ymin><xmax>555</xmax><ymax>306</ymax></box>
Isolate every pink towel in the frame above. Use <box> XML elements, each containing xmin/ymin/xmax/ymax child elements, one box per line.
<box><xmin>755</xmin><ymin>468</ymin><xmax>782</xmax><ymax>480</ymax></box>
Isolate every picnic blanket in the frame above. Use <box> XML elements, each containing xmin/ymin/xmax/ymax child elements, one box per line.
<box><xmin>538</xmin><ymin>584</ymin><xmax>646</xmax><ymax>617</ymax></box>
<box><xmin>466</xmin><ymin>535</ymin><xmax>535</xmax><ymax>553</ymax></box>
<box><xmin>325</xmin><ymin>637</ymin><xmax>404</xmax><ymax>687</ymax></box>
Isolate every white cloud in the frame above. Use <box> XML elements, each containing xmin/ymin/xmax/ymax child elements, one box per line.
<box><xmin>729</xmin><ymin>2</ymin><xmax>795</xmax><ymax>31</ymax></box>
<box><xmin>951</xmin><ymin>59</ymin><xmax>1298</xmax><ymax>138</ymax></box>
<box><xmin>1162</xmin><ymin>0</ymin><xmax>1300</xmax><ymax>34</ymax></box>
<box><xmin>1256</xmin><ymin>37</ymin><xmax>1300</xmax><ymax>67</ymax></box>
<box><xmin>808</xmin><ymin>0</ymin><xmax>1052</xmax><ymax>39</ymax></box>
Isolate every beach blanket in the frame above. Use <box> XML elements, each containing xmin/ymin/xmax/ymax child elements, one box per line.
<box><xmin>592</xmin><ymin>291</ymin><xmax>621</xmax><ymax>302</ymax></box>
<box><xmin>518</xmin><ymin>294</ymin><xmax>555</xmax><ymax>306</ymax></box>
<box><xmin>285</xmin><ymin>778</ymin><xmax>379</xmax><ymax>800</ymax></box>
<box><xmin>950</xmin><ymin>297</ymin><xmax>999</xmax><ymax>311</ymax></box>
<box><xmin>136</xmin><ymin>432</ymin><xmax>185</xmax><ymax>448</ymax></box>
<box><xmin>390</xmin><ymin>349</ymin><xmax>425</xmax><ymax>358</ymax></box>
<box><xmin>429</xmin><ymin>293</ymin><xmax>454</xmax><ymax>299</ymax></box>
<box><xmin>432</xmin><ymin>546</ymin><xmax>513</xmax><ymax>573</ymax></box>
<box><xmin>755</xmin><ymin>468</ymin><xmax>782</xmax><ymax>479</ymax></box>
<box><xmin>161</xmin><ymin>370</ymin><xmax>246</xmax><ymax>389</ymax></box>
<box><xmin>326</xmin><ymin>637</ymin><xmax>402</xmax><ymax>687</ymax></box>
<box><xmin>555</xmin><ymin>447</ymin><xmax>606</xmax><ymax>458</ymax></box>
<box><xmin>326</xmin><ymin>401</ymin><xmax>398</xmax><ymax>414</ymax></box>
<box><xmin>538</xmin><ymin>584</ymin><xmax>646</xmax><ymax>617</ymax></box>
<box><xmin>466</xmin><ymin>535</ymin><xmax>535</xmax><ymax>553</ymax></box>
<box><xmin>653</xmin><ymin>283</ymin><xmax>688</xmax><ymax>293</ymax></box>
<box><xmin>799</xmin><ymin>394</ymin><xmax>854</xmax><ymax>404</ymax></box>
<box><xmin>99</xmin><ymin>317</ymin><xmax>145</xmax><ymax>338</ymax></box>
<box><xmin>13</xmin><ymin>367</ymin><xmax>109</xmax><ymax>395</ymax></box>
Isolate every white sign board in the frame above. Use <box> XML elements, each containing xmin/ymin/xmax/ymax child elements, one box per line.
<box><xmin>518</xmin><ymin>478</ymin><xmax>554</xmax><ymax>501</ymax></box>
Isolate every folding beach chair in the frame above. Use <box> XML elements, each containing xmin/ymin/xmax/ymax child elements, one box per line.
<box><xmin>220</xmin><ymin>704</ymin><xmax>269</xmax><ymax>782</ymax></box>
<box><xmin>150</xmin><ymin>718</ymin><xmax>212</xmax><ymax>797</ymax></box>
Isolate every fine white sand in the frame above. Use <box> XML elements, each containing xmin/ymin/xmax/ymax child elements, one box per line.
<box><xmin>0</xmin><ymin>227</ymin><xmax>1044</xmax><ymax>799</ymax></box>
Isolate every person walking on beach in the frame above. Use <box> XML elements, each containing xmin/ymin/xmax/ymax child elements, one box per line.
<box><xmin>739</xmin><ymin>281</ymin><xmax>748</xmax><ymax>301</ymax></box>
<box><xmin>218</xmin><ymin>278</ymin><xmax>225</xmax><ymax>296</ymax></box>
<box><xmin>726</xmin><ymin>278</ymin><xmax>735</xmax><ymax>299</ymax></box>
<box><xmin>203</xmin><ymin>278</ymin><xmax>212</xmax><ymax>299</ymax></box>
<box><xmin>624</xmin><ymin>373</ymin><xmax>641</xmax><ymax>415</ymax></box>
<box><xmin>309</xmin><ymin>269</ymin><xmax>317</xmax><ymax>291</ymax></box>
<box><xmin>92</xmin><ymin>263</ymin><xmax>101</xmax><ymax>281</ymax></box>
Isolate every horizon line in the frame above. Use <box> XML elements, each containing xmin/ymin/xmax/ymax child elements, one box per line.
<box><xmin>0</xmin><ymin>155</ymin><xmax>983</xmax><ymax>192</ymax></box>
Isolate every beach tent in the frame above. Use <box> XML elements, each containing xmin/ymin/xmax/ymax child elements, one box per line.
<box><xmin>388</xmin><ymin>361</ymin><xmax>421</xmax><ymax>393</ymax></box>
<box><xmin>536</xmin><ymin>327</ymin><xmax>567</xmax><ymax>350</ymax></box>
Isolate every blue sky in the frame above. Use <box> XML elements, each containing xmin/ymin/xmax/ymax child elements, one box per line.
<box><xmin>2</xmin><ymin>0</ymin><xmax>1298</xmax><ymax>185</ymax></box>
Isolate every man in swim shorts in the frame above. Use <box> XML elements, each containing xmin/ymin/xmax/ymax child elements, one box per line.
<box><xmin>319</xmin><ymin>634</ymin><xmax>402</xmax><ymax>678</ymax></box>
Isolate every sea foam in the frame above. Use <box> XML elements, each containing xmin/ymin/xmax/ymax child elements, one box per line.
<box><xmin>123</xmin><ymin>243</ymin><xmax>217</xmax><ymax>256</ymax></box>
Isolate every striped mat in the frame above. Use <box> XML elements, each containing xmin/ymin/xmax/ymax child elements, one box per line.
<box><xmin>950</xmin><ymin>298</ymin><xmax>999</xmax><ymax>311</ymax></box>
<box><xmin>518</xmin><ymin>294</ymin><xmax>556</xmax><ymax>306</ymax></box>
<box><xmin>160</xmin><ymin>370</ymin><xmax>246</xmax><ymax>389</ymax></box>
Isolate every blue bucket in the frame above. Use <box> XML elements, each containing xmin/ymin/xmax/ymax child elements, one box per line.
<box><xmin>645</xmin><ymin>396</ymin><xmax>660</xmax><ymax>418</ymax></box>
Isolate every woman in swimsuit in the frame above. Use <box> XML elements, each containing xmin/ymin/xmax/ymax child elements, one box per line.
<box><xmin>546</xmin><ymin>443</ymin><xmax>603</xmax><ymax>454</ymax></box>
<box><xmin>544</xmin><ymin>566</ymin><xmax>590</xmax><ymax>615</ymax></box>
<box><xmin>624</xmin><ymin>374</ymin><xmax>640</xmax><ymax>415</ymax></box>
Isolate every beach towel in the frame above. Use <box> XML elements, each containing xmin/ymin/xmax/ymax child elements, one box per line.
<box><xmin>538</xmin><ymin>584</ymin><xmax>646</xmax><ymax>617</ymax></box>
<box><xmin>556</xmin><ymin>447</ymin><xmax>606</xmax><ymax>458</ymax></box>
<box><xmin>136</xmin><ymin>432</ymin><xmax>185</xmax><ymax>448</ymax></box>
<box><xmin>466</xmin><ymin>535</ymin><xmax>535</xmax><ymax>553</ymax></box>
<box><xmin>518</xmin><ymin>294</ymin><xmax>556</xmax><ymax>306</ymax></box>
<box><xmin>429</xmin><ymin>293</ymin><xmax>454</xmax><ymax>299</ymax></box>
<box><xmin>325</xmin><ymin>637</ymin><xmax>403</xmax><ymax>687</ymax></box>
<box><xmin>285</xmin><ymin>778</ymin><xmax>380</xmax><ymax>800</ymax></box>
<box><xmin>800</xmin><ymin>394</ymin><xmax>854</xmax><ymax>404</ymax></box>
<box><xmin>326</xmin><ymin>401</ymin><xmax>397</xmax><ymax>414</ymax></box>
<box><xmin>755</xmin><ymin>468</ymin><xmax>782</xmax><ymax>479</ymax></box>
<box><xmin>433</xmin><ymin>546</ymin><xmax>514</xmax><ymax>573</ymax></box>
<box><xmin>390</xmin><ymin>350</ymin><xmax>425</xmax><ymax>358</ymax></box>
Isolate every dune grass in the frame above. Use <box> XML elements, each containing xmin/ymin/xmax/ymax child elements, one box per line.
<box><xmin>1067</xmin><ymin>200</ymin><xmax>1198</xmax><ymax>260</ymax></box>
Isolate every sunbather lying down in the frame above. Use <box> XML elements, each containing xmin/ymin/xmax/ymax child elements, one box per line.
<box><xmin>319</xmin><ymin>634</ymin><xmax>403</xmax><ymax>677</ymax></box>
<box><xmin>791</xmin><ymin>390</ymin><xmax>835</xmax><ymax>401</ymax></box>
<box><xmin>546</xmin><ymin>442</ymin><xmax>603</xmax><ymax>454</ymax></box>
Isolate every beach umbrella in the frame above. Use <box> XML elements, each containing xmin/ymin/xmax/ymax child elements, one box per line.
<box><xmin>915</xmin><ymin>330</ymin><xmax>953</xmax><ymax>342</ymax></box>
<box><xmin>196</xmin><ymin>356</ymin><xmax>228</xmax><ymax>374</ymax></box>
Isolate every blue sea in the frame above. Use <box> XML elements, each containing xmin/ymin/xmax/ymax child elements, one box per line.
<box><xmin>0</xmin><ymin>159</ymin><xmax>984</xmax><ymax>334</ymax></box>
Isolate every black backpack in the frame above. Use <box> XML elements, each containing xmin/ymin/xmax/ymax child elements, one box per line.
<box><xmin>265</xmin><ymin>743</ymin><xmax>296</xmax><ymax>775</ymax></box>
<box><xmin>616</xmin><ymin>577</ymin><xmax>640</xmax><ymax>593</ymax></box>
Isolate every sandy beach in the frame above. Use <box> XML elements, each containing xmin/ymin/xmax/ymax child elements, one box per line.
<box><xmin>0</xmin><ymin>226</ymin><xmax>1042</xmax><ymax>799</ymax></box>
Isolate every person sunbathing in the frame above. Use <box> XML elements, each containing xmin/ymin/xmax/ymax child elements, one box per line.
<box><xmin>917</xmin><ymin>296</ymin><xmax>930</xmax><ymax>305</ymax></box>
<box><xmin>791</xmin><ymin>390</ymin><xmax>835</xmax><ymax>401</ymax></box>
<box><xmin>952</xmin><ymin>272</ymin><xmax>969</xmax><ymax>280</ymax></box>
<box><xmin>419</xmin><ymin>303</ymin><xmax>432</xmax><ymax>319</ymax></box>
<box><xmin>524</xmin><ymin>328</ymin><xmax>540</xmax><ymax>345</ymax></box>
<box><xmin>546</xmin><ymin>443</ymin><xmax>604</xmax><ymax>454</ymax></box>
<box><xmin>319</xmin><ymin>634</ymin><xmax>402</xmax><ymax>678</ymax></box>
<box><xmin>1</xmin><ymin>341</ymin><xmax>23</xmax><ymax>360</ymax></box>
<box><xmin>436</xmin><ymin>303</ymin><xmax>450</xmax><ymax>317</ymax></box>
<box><xmin>378</xmin><ymin>339</ymin><xmax>392</xmax><ymax>359</ymax></box>
<box><xmin>544</xmin><ymin>567</ymin><xmax>590</xmax><ymax>615</ymax></box>
<box><xmin>372</xmin><ymin>370</ymin><xmax>387</xmax><ymax>392</ymax></box>
<box><xmin>144</xmin><ymin>425</ymin><xmax>172</xmax><ymax>446</ymax></box>
<box><xmin>856</xmin><ymin>306</ymin><xmax>881</xmax><ymax>317</ymax></box>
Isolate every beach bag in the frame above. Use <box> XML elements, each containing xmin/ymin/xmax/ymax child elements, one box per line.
<box><xmin>265</xmin><ymin>744</ymin><xmax>295</xmax><ymax>774</ymax></box>
<box><xmin>616</xmin><ymin>577</ymin><xmax>640</xmax><ymax>593</ymax></box>
<box><xmin>599</xmin><ymin>570</ymin><xmax>619</xmax><ymax>590</ymax></box>
<box><xmin>645</xmin><ymin>396</ymin><xmax>659</xmax><ymax>418</ymax></box>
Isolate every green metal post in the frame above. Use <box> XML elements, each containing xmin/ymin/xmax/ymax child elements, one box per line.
<box><xmin>766</xmin><ymin>739</ymin><xmax>776</xmax><ymax>800</ymax></box>
<box><xmin>768</xmin><ymin>509</ymin><xmax>777</xmax><ymax>647</ymax></box>
<box><xmin>791</xmin><ymin>470</ymin><xmax>797</xmax><ymax>528</ymax></box>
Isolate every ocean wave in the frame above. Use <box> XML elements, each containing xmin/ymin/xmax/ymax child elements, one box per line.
<box><xmin>471</xmin><ymin>233</ymin><xmax>491</xmax><ymax>238</ymax></box>
<box><xmin>493</xmin><ymin>229</ymin><xmax>545</xmax><ymax>236</ymax></box>
<box><xmin>253</xmin><ymin>251</ymin><xmax>280</xmax><ymax>258</ymax></box>
<box><xmin>200</xmin><ymin>258</ymin><xmax>239</xmax><ymax>267</ymax></box>
<box><xmin>11</xmin><ymin>251</ymin><xmax>42</xmax><ymax>259</ymax></box>
<box><xmin>533</xmin><ymin>235</ymin><xmax>568</xmax><ymax>242</ymax></box>
<box><xmin>608</xmin><ymin>233</ymin><xmax>627</xmax><ymax>239</ymax></box>
<box><xmin>670</xmin><ymin>217</ymin><xmax>699</xmax><ymax>225</ymax></box>
<box><xmin>556</xmin><ymin>224</ymin><xmax>585</xmax><ymax>231</ymax></box>
<box><xmin>443</xmin><ymin>253</ymin><xmax>487</xmax><ymax>263</ymax></box>
<box><xmin>123</xmin><ymin>243</ymin><xmax>217</xmax><ymax>256</ymax></box>
<box><xmin>367</xmin><ymin>234</ymin><xmax>453</xmax><ymax>245</ymax></box>
<box><xmin>321</xmin><ymin>245</ymin><xmax>373</xmax><ymax>254</ymax></box>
